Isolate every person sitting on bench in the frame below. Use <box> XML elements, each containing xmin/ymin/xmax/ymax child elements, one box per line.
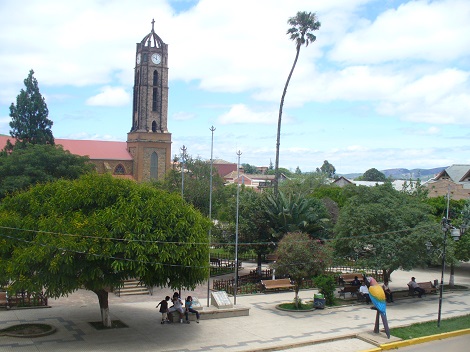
<box><xmin>408</xmin><ymin>277</ymin><xmax>425</xmax><ymax>298</ymax></box>
<box><xmin>359</xmin><ymin>282</ymin><xmax>371</xmax><ymax>304</ymax></box>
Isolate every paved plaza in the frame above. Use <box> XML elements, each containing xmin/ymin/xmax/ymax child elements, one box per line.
<box><xmin>1</xmin><ymin>263</ymin><xmax>470</xmax><ymax>351</ymax></box>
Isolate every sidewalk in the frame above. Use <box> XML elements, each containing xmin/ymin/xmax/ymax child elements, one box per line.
<box><xmin>1</xmin><ymin>264</ymin><xmax>469</xmax><ymax>351</ymax></box>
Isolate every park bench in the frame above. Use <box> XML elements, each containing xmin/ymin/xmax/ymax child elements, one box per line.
<box><xmin>338</xmin><ymin>285</ymin><xmax>359</xmax><ymax>299</ymax></box>
<box><xmin>338</xmin><ymin>273</ymin><xmax>363</xmax><ymax>286</ymax></box>
<box><xmin>408</xmin><ymin>281</ymin><xmax>437</xmax><ymax>297</ymax></box>
<box><xmin>261</xmin><ymin>278</ymin><xmax>294</xmax><ymax>291</ymax></box>
<box><xmin>0</xmin><ymin>291</ymin><xmax>8</xmax><ymax>309</ymax></box>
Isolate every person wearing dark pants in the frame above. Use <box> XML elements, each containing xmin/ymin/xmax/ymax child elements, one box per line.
<box><xmin>184</xmin><ymin>296</ymin><xmax>200</xmax><ymax>324</ymax></box>
<box><xmin>408</xmin><ymin>277</ymin><xmax>425</xmax><ymax>298</ymax></box>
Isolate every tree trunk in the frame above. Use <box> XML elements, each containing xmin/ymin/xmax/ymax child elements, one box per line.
<box><xmin>257</xmin><ymin>252</ymin><xmax>262</xmax><ymax>276</ymax></box>
<box><xmin>274</xmin><ymin>44</ymin><xmax>301</xmax><ymax>195</ymax></box>
<box><xmin>294</xmin><ymin>286</ymin><xmax>300</xmax><ymax>309</ymax></box>
<box><xmin>94</xmin><ymin>289</ymin><xmax>112</xmax><ymax>328</ymax></box>
<box><xmin>449</xmin><ymin>263</ymin><xmax>455</xmax><ymax>287</ymax></box>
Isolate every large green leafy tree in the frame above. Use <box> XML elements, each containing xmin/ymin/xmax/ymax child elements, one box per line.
<box><xmin>0</xmin><ymin>144</ymin><xmax>94</xmax><ymax>199</ymax></box>
<box><xmin>273</xmin><ymin>231</ymin><xmax>332</xmax><ymax>307</ymax></box>
<box><xmin>333</xmin><ymin>183</ymin><xmax>441</xmax><ymax>281</ymax></box>
<box><xmin>316</xmin><ymin>160</ymin><xmax>336</xmax><ymax>178</ymax></box>
<box><xmin>215</xmin><ymin>185</ymin><xmax>273</xmax><ymax>273</ymax></box>
<box><xmin>8</xmin><ymin>70</ymin><xmax>54</xmax><ymax>148</ymax></box>
<box><xmin>156</xmin><ymin>154</ymin><xmax>225</xmax><ymax>217</ymax></box>
<box><xmin>357</xmin><ymin>168</ymin><xmax>387</xmax><ymax>181</ymax></box>
<box><xmin>0</xmin><ymin>174</ymin><xmax>210</xmax><ymax>327</ymax></box>
<box><xmin>274</xmin><ymin>11</ymin><xmax>320</xmax><ymax>194</ymax></box>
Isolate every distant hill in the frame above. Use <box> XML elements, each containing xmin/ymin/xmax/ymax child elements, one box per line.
<box><xmin>340</xmin><ymin>167</ymin><xmax>447</xmax><ymax>181</ymax></box>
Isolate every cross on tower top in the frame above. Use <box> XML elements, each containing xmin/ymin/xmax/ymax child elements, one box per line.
<box><xmin>151</xmin><ymin>18</ymin><xmax>155</xmax><ymax>31</ymax></box>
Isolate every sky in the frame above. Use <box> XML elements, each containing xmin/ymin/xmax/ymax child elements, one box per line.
<box><xmin>0</xmin><ymin>0</ymin><xmax>469</xmax><ymax>174</ymax></box>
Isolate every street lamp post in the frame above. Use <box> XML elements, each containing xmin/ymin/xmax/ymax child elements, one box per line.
<box><xmin>437</xmin><ymin>217</ymin><xmax>462</xmax><ymax>327</ymax></box>
<box><xmin>234</xmin><ymin>150</ymin><xmax>241</xmax><ymax>305</ymax></box>
<box><xmin>207</xmin><ymin>126</ymin><xmax>215</xmax><ymax>307</ymax></box>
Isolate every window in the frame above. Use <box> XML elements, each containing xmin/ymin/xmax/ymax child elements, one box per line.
<box><xmin>152</xmin><ymin>88</ymin><xmax>158</xmax><ymax>111</ymax></box>
<box><xmin>150</xmin><ymin>152</ymin><xmax>158</xmax><ymax>179</ymax></box>
<box><xmin>153</xmin><ymin>70</ymin><xmax>158</xmax><ymax>86</ymax></box>
<box><xmin>114</xmin><ymin>164</ymin><xmax>125</xmax><ymax>175</ymax></box>
<box><xmin>152</xmin><ymin>121</ymin><xmax>157</xmax><ymax>132</ymax></box>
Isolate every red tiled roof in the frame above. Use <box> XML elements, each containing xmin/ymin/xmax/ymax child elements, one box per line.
<box><xmin>0</xmin><ymin>135</ymin><xmax>132</xmax><ymax>161</ymax></box>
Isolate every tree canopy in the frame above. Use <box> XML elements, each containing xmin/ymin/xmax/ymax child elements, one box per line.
<box><xmin>358</xmin><ymin>168</ymin><xmax>387</xmax><ymax>181</ymax></box>
<box><xmin>273</xmin><ymin>231</ymin><xmax>332</xmax><ymax>307</ymax></box>
<box><xmin>8</xmin><ymin>70</ymin><xmax>54</xmax><ymax>148</ymax></box>
<box><xmin>333</xmin><ymin>183</ymin><xmax>441</xmax><ymax>280</ymax></box>
<box><xmin>156</xmin><ymin>154</ymin><xmax>225</xmax><ymax>217</ymax></box>
<box><xmin>0</xmin><ymin>143</ymin><xmax>94</xmax><ymax>199</ymax></box>
<box><xmin>316</xmin><ymin>160</ymin><xmax>336</xmax><ymax>178</ymax></box>
<box><xmin>0</xmin><ymin>174</ymin><xmax>211</xmax><ymax>326</ymax></box>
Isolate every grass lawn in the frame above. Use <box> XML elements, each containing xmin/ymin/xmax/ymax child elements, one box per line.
<box><xmin>278</xmin><ymin>302</ymin><xmax>314</xmax><ymax>310</ymax></box>
<box><xmin>390</xmin><ymin>314</ymin><xmax>470</xmax><ymax>340</ymax></box>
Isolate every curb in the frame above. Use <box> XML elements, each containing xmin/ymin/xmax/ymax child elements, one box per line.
<box><xmin>360</xmin><ymin>328</ymin><xmax>470</xmax><ymax>352</ymax></box>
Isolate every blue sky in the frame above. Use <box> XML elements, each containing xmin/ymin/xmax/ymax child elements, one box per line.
<box><xmin>0</xmin><ymin>0</ymin><xmax>469</xmax><ymax>174</ymax></box>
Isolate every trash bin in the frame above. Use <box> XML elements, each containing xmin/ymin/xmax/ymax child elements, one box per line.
<box><xmin>313</xmin><ymin>293</ymin><xmax>325</xmax><ymax>309</ymax></box>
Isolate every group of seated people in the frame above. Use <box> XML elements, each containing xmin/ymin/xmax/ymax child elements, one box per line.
<box><xmin>348</xmin><ymin>276</ymin><xmax>428</xmax><ymax>303</ymax></box>
<box><xmin>349</xmin><ymin>276</ymin><xmax>394</xmax><ymax>304</ymax></box>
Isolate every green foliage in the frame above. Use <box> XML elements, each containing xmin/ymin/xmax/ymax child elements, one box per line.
<box><xmin>273</xmin><ymin>232</ymin><xmax>332</xmax><ymax>308</ymax></box>
<box><xmin>334</xmin><ymin>183</ymin><xmax>441</xmax><ymax>279</ymax></box>
<box><xmin>316</xmin><ymin>160</ymin><xmax>336</xmax><ymax>178</ymax></box>
<box><xmin>156</xmin><ymin>154</ymin><xmax>225</xmax><ymax>217</ymax></box>
<box><xmin>8</xmin><ymin>70</ymin><xmax>54</xmax><ymax>148</ymax></box>
<box><xmin>295</xmin><ymin>166</ymin><xmax>301</xmax><ymax>174</ymax></box>
<box><xmin>241</xmin><ymin>163</ymin><xmax>258</xmax><ymax>174</ymax></box>
<box><xmin>278</xmin><ymin>172</ymin><xmax>329</xmax><ymax>195</ymax></box>
<box><xmin>264</xmin><ymin>190</ymin><xmax>330</xmax><ymax>239</ymax></box>
<box><xmin>357</xmin><ymin>168</ymin><xmax>387</xmax><ymax>181</ymax></box>
<box><xmin>389</xmin><ymin>314</ymin><xmax>470</xmax><ymax>340</ymax></box>
<box><xmin>313</xmin><ymin>274</ymin><xmax>337</xmax><ymax>306</ymax></box>
<box><xmin>0</xmin><ymin>173</ymin><xmax>210</xmax><ymax>302</ymax></box>
<box><xmin>0</xmin><ymin>143</ymin><xmax>94</xmax><ymax>199</ymax></box>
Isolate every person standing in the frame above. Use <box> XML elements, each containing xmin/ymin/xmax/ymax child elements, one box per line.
<box><xmin>382</xmin><ymin>280</ymin><xmax>394</xmax><ymax>303</ymax></box>
<box><xmin>156</xmin><ymin>296</ymin><xmax>170</xmax><ymax>324</ymax></box>
<box><xmin>184</xmin><ymin>296</ymin><xmax>200</xmax><ymax>324</ymax></box>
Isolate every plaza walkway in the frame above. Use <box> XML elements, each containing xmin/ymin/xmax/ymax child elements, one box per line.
<box><xmin>1</xmin><ymin>263</ymin><xmax>469</xmax><ymax>351</ymax></box>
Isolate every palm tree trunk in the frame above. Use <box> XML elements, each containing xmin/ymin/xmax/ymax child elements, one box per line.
<box><xmin>274</xmin><ymin>44</ymin><xmax>301</xmax><ymax>195</ymax></box>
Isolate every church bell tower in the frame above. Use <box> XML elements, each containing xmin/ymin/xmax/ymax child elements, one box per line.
<box><xmin>127</xmin><ymin>19</ymin><xmax>172</xmax><ymax>181</ymax></box>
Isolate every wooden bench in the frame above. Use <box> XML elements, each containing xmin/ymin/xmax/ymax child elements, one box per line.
<box><xmin>338</xmin><ymin>285</ymin><xmax>358</xmax><ymax>299</ymax></box>
<box><xmin>261</xmin><ymin>278</ymin><xmax>294</xmax><ymax>291</ymax></box>
<box><xmin>408</xmin><ymin>281</ymin><xmax>437</xmax><ymax>297</ymax></box>
<box><xmin>338</xmin><ymin>273</ymin><xmax>363</xmax><ymax>286</ymax></box>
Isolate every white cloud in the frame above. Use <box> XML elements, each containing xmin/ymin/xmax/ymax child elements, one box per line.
<box><xmin>86</xmin><ymin>86</ymin><xmax>130</xmax><ymax>107</ymax></box>
<box><xmin>217</xmin><ymin>104</ymin><xmax>277</xmax><ymax>125</ymax></box>
<box><xmin>329</xmin><ymin>0</ymin><xmax>470</xmax><ymax>64</ymax></box>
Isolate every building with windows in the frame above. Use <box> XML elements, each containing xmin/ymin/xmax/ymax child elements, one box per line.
<box><xmin>1</xmin><ymin>20</ymin><xmax>172</xmax><ymax>183</ymax></box>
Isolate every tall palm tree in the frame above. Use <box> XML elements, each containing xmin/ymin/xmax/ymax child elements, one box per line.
<box><xmin>274</xmin><ymin>11</ymin><xmax>320</xmax><ymax>195</ymax></box>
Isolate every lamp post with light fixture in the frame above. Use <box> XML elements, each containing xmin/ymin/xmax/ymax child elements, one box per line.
<box><xmin>437</xmin><ymin>217</ymin><xmax>461</xmax><ymax>327</ymax></box>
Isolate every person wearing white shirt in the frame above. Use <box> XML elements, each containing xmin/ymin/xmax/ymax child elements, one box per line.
<box><xmin>359</xmin><ymin>282</ymin><xmax>371</xmax><ymax>304</ymax></box>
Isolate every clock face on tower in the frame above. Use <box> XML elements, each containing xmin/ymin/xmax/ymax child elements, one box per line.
<box><xmin>136</xmin><ymin>53</ymin><xmax>141</xmax><ymax>64</ymax></box>
<box><xmin>151</xmin><ymin>53</ymin><xmax>161</xmax><ymax>64</ymax></box>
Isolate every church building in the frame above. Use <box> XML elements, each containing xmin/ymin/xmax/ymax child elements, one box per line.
<box><xmin>1</xmin><ymin>20</ymin><xmax>172</xmax><ymax>182</ymax></box>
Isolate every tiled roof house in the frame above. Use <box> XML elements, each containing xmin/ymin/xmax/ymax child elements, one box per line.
<box><xmin>424</xmin><ymin>164</ymin><xmax>470</xmax><ymax>200</ymax></box>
